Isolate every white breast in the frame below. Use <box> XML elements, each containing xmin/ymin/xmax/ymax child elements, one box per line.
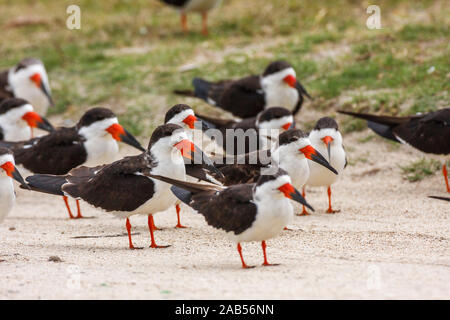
<box><xmin>306</xmin><ymin>143</ymin><xmax>346</xmax><ymax>187</ymax></box>
<box><xmin>227</xmin><ymin>196</ymin><xmax>293</xmax><ymax>243</ymax></box>
<box><xmin>82</xmin><ymin>137</ymin><xmax>120</xmax><ymax>167</ymax></box>
<box><xmin>0</xmin><ymin>177</ymin><xmax>15</xmax><ymax>223</ymax></box>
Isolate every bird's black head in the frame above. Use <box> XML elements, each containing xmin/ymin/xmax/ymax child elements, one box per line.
<box><xmin>262</xmin><ymin>60</ymin><xmax>293</xmax><ymax>77</ymax></box>
<box><xmin>256</xmin><ymin>107</ymin><xmax>294</xmax><ymax>131</ymax></box>
<box><xmin>314</xmin><ymin>117</ymin><xmax>339</xmax><ymax>131</ymax></box>
<box><xmin>0</xmin><ymin>98</ymin><xmax>29</xmax><ymax>115</ymax></box>
<box><xmin>278</xmin><ymin>129</ymin><xmax>308</xmax><ymax>147</ymax></box>
<box><xmin>14</xmin><ymin>57</ymin><xmax>44</xmax><ymax>73</ymax></box>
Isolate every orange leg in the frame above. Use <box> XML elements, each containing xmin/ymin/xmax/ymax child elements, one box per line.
<box><xmin>150</xmin><ymin>215</ymin><xmax>160</xmax><ymax>231</ymax></box>
<box><xmin>326</xmin><ymin>186</ymin><xmax>340</xmax><ymax>213</ymax></box>
<box><xmin>201</xmin><ymin>12</ymin><xmax>208</xmax><ymax>36</ymax></box>
<box><xmin>126</xmin><ymin>218</ymin><xmax>138</xmax><ymax>250</ymax></box>
<box><xmin>443</xmin><ymin>164</ymin><xmax>450</xmax><ymax>193</ymax></box>
<box><xmin>261</xmin><ymin>241</ymin><xmax>279</xmax><ymax>266</ymax></box>
<box><xmin>237</xmin><ymin>243</ymin><xmax>254</xmax><ymax>269</ymax></box>
<box><xmin>63</xmin><ymin>196</ymin><xmax>74</xmax><ymax>219</ymax></box>
<box><xmin>181</xmin><ymin>13</ymin><xmax>188</xmax><ymax>33</ymax></box>
<box><xmin>75</xmin><ymin>200</ymin><xmax>83</xmax><ymax>219</ymax></box>
<box><xmin>148</xmin><ymin>215</ymin><xmax>170</xmax><ymax>249</ymax></box>
<box><xmin>298</xmin><ymin>187</ymin><xmax>310</xmax><ymax>216</ymax></box>
<box><xmin>175</xmin><ymin>204</ymin><xmax>187</xmax><ymax>228</ymax></box>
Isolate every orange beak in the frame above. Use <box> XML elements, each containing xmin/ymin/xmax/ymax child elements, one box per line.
<box><xmin>106</xmin><ymin>123</ymin><xmax>126</xmax><ymax>141</ymax></box>
<box><xmin>1</xmin><ymin>161</ymin><xmax>28</xmax><ymax>187</ymax></box>
<box><xmin>1</xmin><ymin>161</ymin><xmax>15</xmax><ymax>178</ymax></box>
<box><xmin>30</xmin><ymin>73</ymin><xmax>41</xmax><ymax>88</ymax></box>
<box><xmin>182</xmin><ymin>115</ymin><xmax>197</xmax><ymax>130</ymax></box>
<box><xmin>278</xmin><ymin>182</ymin><xmax>314</xmax><ymax>210</ymax></box>
<box><xmin>283</xmin><ymin>74</ymin><xmax>297</xmax><ymax>88</ymax></box>
<box><xmin>106</xmin><ymin>123</ymin><xmax>145</xmax><ymax>151</ymax></box>
<box><xmin>174</xmin><ymin>139</ymin><xmax>195</xmax><ymax>160</ymax></box>
<box><xmin>300</xmin><ymin>144</ymin><xmax>338</xmax><ymax>174</ymax></box>
<box><xmin>282</xmin><ymin>122</ymin><xmax>292</xmax><ymax>131</ymax></box>
<box><xmin>321</xmin><ymin>136</ymin><xmax>333</xmax><ymax>146</ymax></box>
<box><xmin>22</xmin><ymin>111</ymin><xmax>42</xmax><ymax>128</ymax></box>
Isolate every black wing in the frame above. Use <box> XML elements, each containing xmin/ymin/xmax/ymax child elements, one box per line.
<box><xmin>0</xmin><ymin>69</ymin><xmax>13</xmax><ymax>101</ymax></box>
<box><xmin>393</xmin><ymin>109</ymin><xmax>450</xmax><ymax>155</ymax></box>
<box><xmin>62</xmin><ymin>155</ymin><xmax>158</xmax><ymax>212</ymax></box>
<box><xmin>11</xmin><ymin>127</ymin><xmax>88</xmax><ymax>175</ymax></box>
<box><xmin>0</xmin><ymin>125</ymin><xmax>3</xmax><ymax>141</ymax></box>
<box><xmin>191</xmin><ymin>184</ymin><xmax>258</xmax><ymax>235</ymax></box>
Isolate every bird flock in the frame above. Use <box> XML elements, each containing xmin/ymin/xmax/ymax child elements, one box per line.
<box><xmin>0</xmin><ymin>48</ymin><xmax>448</xmax><ymax>268</ymax></box>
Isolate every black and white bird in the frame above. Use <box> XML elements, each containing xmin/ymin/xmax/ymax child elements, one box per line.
<box><xmin>175</xmin><ymin>60</ymin><xmax>311</xmax><ymax>118</ymax></box>
<box><xmin>149</xmin><ymin>167</ymin><xmax>313</xmax><ymax>268</ymax></box>
<box><xmin>338</xmin><ymin>108</ymin><xmax>450</xmax><ymax>193</ymax></box>
<box><xmin>24</xmin><ymin>124</ymin><xmax>217</xmax><ymax>249</ymax></box>
<box><xmin>196</xmin><ymin>107</ymin><xmax>295</xmax><ymax>155</ymax></box>
<box><xmin>0</xmin><ymin>58</ymin><xmax>53</xmax><ymax>115</ymax></box>
<box><xmin>0</xmin><ymin>147</ymin><xmax>28</xmax><ymax>223</ymax></box>
<box><xmin>0</xmin><ymin>107</ymin><xmax>145</xmax><ymax>219</ymax></box>
<box><xmin>0</xmin><ymin>98</ymin><xmax>53</xmax><ymax>141</ymax></box>
<box><xmin>305</xmin><ymin>117</ymin><xmax>346</xmax><ymax>214</ymax></box>
<box><xmin>158</xmin><ymin>0</ymin><xmax>222</xmax><ymax>35</ymax></box>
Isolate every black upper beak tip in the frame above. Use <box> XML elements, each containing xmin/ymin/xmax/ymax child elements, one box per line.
<box><xmin>120</xmin><ymin>131</ymin><xmax>145</xmax><ymax>152</ymax></box>
<box><xmin>37</xmin><ymin>118</ymin><xmax>55</xmax><ymax>132</ymax></box>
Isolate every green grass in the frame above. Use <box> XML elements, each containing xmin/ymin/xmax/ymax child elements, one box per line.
<box><xmin>1</xmin><ymin>0</ymin><xmax>449</xmax><ymax>137</ymax></box>
<box><xmin>399</xmin><ymin>158</ymin><xmax>443</xmax><ymax>182</ymax></box>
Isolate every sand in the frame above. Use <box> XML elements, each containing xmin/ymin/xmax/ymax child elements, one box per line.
<box><xmin>0</xmin><ymin>128</ymin><xmax>449</xmax><ymax>300</ymax></box>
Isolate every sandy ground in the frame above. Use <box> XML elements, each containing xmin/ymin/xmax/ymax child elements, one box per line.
<box><xmin>0</xmin><ymin>129</ymin><xmax>449</xmax><ymax>300</ymax></box>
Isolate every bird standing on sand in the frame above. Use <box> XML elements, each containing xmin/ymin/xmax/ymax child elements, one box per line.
<box><xmin>150</xmin><ymin>167</ymin><xmax>314</xmax><ymax>268</ymax></box>
<box><xmin>175</xmin><ymin>60</ymin><xmax>311</xmax><ymax>118</ymax></box>
<box><xmin>25</xmin><ymin>124</ymin><xmax>218</xmax><ymax>249</ymax></box>
<box><xmin>0</xmin><ymin>98</ymin><xmax>53</xmax><ymax>141</ymax></box>
<box><xmin>0</xmin><ymin>108</ymin><xmax>145</xmax><ymax>219</ymax></box>
<box><xmin>0</xmin><ymin>58</ymin><xmax>53</xmax><ymax>115</ymax></box>
<box><xmin>158</xmin><ymin>0</ymin><xmax>222</xmax><ymax>35</ymax></box>
<box><xmin>305</xmin><ymin>117</ymin><xmax>346</xmax><ymax>214</ymax></box>
<box><xmin>338</xmin><ymin>108</ymin><xmax>450</xmax><ymax>193</ymax></box>
<box><xmin>0</xmin><ymin>147</ymin><xmax>28</xmax><ymax>223</ymax></box>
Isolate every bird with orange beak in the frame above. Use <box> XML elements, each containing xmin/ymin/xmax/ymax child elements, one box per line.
<box><xmin>0</xmin><ymin>58</ymin><xmax>53</xmax><ymax>115</ymax></box>
<box><xmin>0</xmin><ymin>147</ymin><xmax>28</xmax><ymax>223</ymax></box>
<box><xmin>24</xmin><ymin>124</ymin><xmax>220</xmax><ymax>249</ymax></box>
<box><xmin>0</xmin><ymin>107</ymin><xmax>145</xmax><ymax>219</ymax></box>
<box><xmin>147</xmin><ymin>167</ymin><xmax>313</xmax><ymax>268</ymax></box>
<box><xmin>0</xmin><ymin>98</ymin><xmax>54</xmax><ymax>141</ymax></box>
<box><xmin>174</xmin><ymin>60</ymin><xmax>311</xmax><ymax>118</ymax></box>
<box><xmin>305</xmin><ymin>117</ymin><xmax>347</xmax><ymax>214</ymax></box>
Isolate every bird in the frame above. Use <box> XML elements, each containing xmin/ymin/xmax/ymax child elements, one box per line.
<box><xmin>0</xmin><ymin>58</ymin><xmax>53</xmax><ymax>115</ymax></box>
<box><xmin>0</xmin><ymin>98</ymin><xmax>53</xmax><ymax>141</ymax></box>
<box><xmin>148</xmin><ymin>167</ymin><xmax>314</xmax><ymax>268</ymax></box>
<box><xmin>0</xmin><ymin>147</ymin><xmax>28</xmax><ymax>223</ymax></box>
<box><xmin>338</xmin><ymin>108</ymin><xmax>450</xmax><ymax>193</ymax></box>
<box><xmin>158</xmin><ymin>0</ymin><xmax>222</xmax><ymax>35</ymax></box>
<box><xmin>305</xmin><ymin>117</ymin><xmax>346</xmax><ymax>214</ymax></box>
<box><xmin>175</xmin><ymin>60</ymin><xmax>311</xmax><ymax>118</ymax></box>
<box><xmin>24</xmin><ymin>123</ymin><xmax>218</xmax><ymax>249</ymax></box>
<box><xmin>0</xmin><ymin>107</ymin><xmax>145</xmax><ymax>219</ymax></box>
<box><xmin>196</xmin><ymin>106</ymin><xmax>295</xmax><ymax>155</ymax></box>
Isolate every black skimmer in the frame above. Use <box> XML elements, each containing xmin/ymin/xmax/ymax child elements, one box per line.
<box><xmin>175</xmin><ymin>60</ymin><xmax>311</xmax><ymax>118</ymax></box>
<box><xmin>338</xmin><ymin>109</ymin><xmax>450</xmax><ymax>193</ymax></box>
<box><xmin>0</xmin><ymin>58</ymin><xmax>53</xmax><ymax>115</ymax></box>
<box><xmin>158</xmin><ymin>0</ymin><xmax>222</xmax><ymax>35</ymax></box>
<box><xmin>0</xmin><ymin>107</ymin><xmax>145</xmax><ymax>219</ymax></box>
<box><xmin>196</xmin><ymin>106</ymin><xmax>295</xmax><ymax>154</ymax></box>
<box><xmin>0</xmin><ymin>147</ymin><xmax>28</xmax><ymax>223</ymax></box>
<box><xmin>24</xmin><ymin>123</ymin><xmax>217</xmax><ymax>249</ymax></box>
<box><xmin>0</xmin><ymin>98</ymin><xmax>53</xmax><ymax>141</ymax></box>
<box><xmin>149</xmin><ymin>167</ymin><xmax>314</xmax><ymax>268</ymax></box>
<box><xmin>192</xmin><ymin>129</ymin><xmax>337</xmax><ymax>217</ymax></box>
<box><xmin>305</xmin><ymin>117</ymin><xmax>347</xmax><ymax>214</ymax></box>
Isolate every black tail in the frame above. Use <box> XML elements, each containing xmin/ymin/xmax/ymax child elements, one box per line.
<box><xmin>337</xmin><ymin>110</ymin><xmax>407</xmax><ymax>143</ymax></box>
<box><xmin>23</xmin><ymin>174</ymin><xmax>66</xmax><ymax>196</ymax></box>
<box><xmin>192</xmin><ymin>78</ymin><xmax>212</xmax><ymax>101</ymax></box>
<box><xmin>170</xmin><ymin>186</ymin><xmax>193</xmax><ymax>205</ymax></box>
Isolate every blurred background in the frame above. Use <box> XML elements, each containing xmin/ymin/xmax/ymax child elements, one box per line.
<box><xmin>1</xmin><ymin>0</ymin><xmax>448</xmax><ymax>138</ymax></box>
